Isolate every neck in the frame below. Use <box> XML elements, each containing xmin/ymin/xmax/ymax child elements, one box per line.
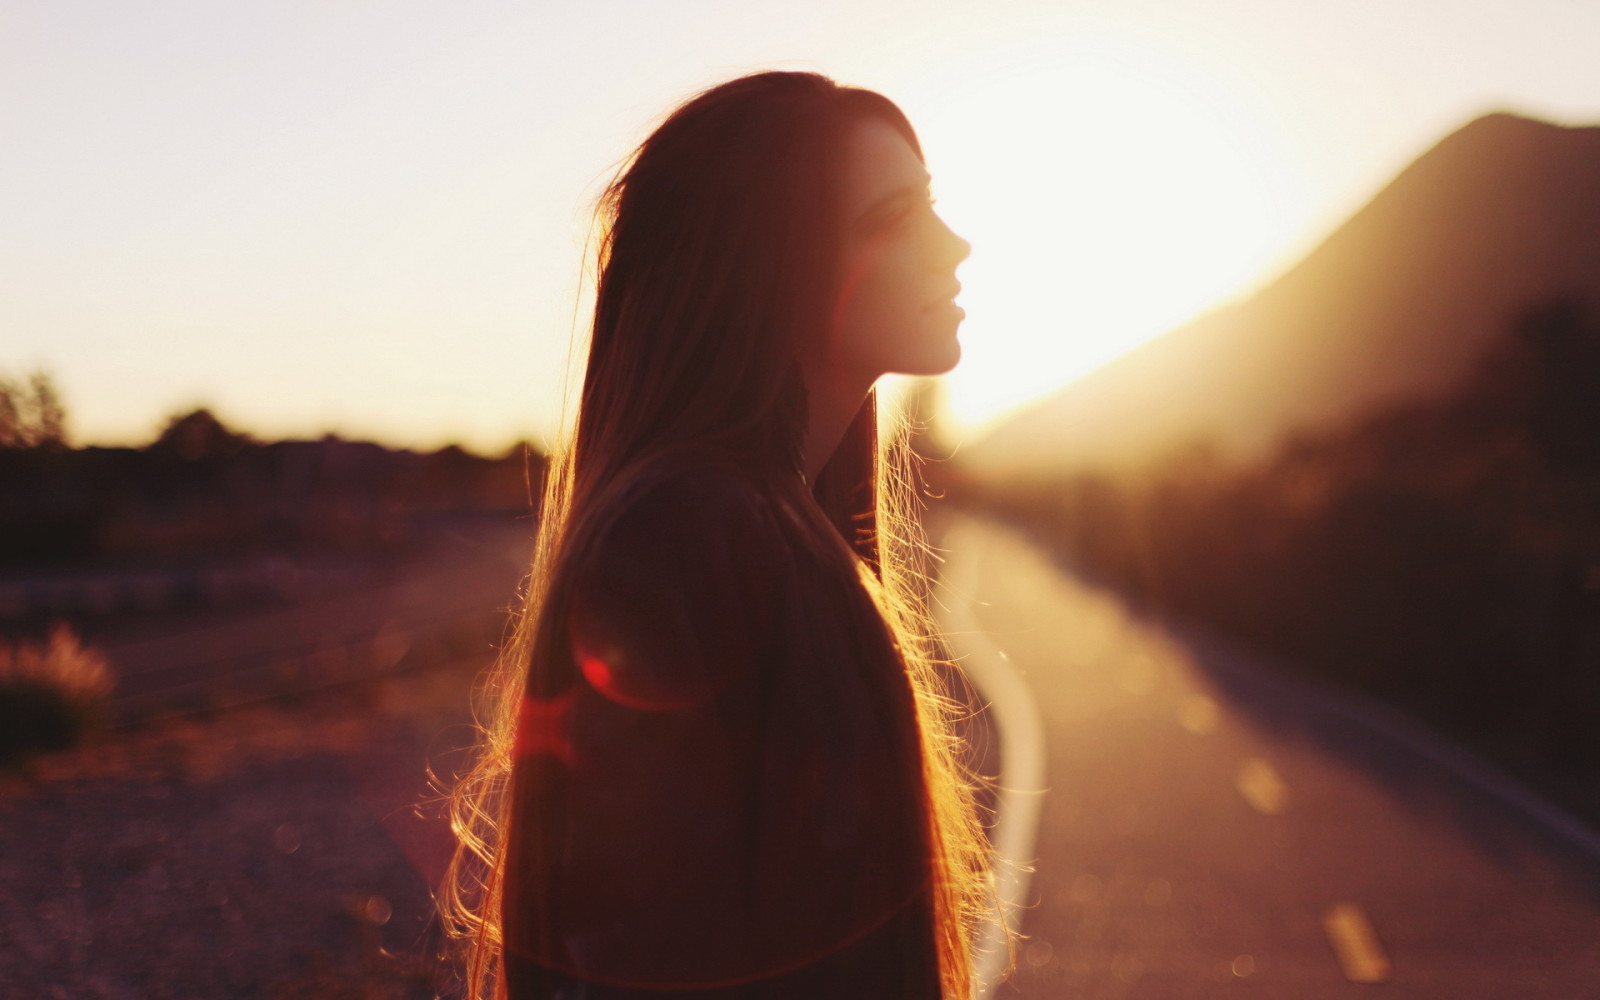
<box><xmin>802</xmin><ymin>371</ymin><xmax>874</xmax><ymax>484</ymax></box>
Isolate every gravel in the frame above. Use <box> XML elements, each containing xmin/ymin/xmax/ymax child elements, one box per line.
<box><xmin>0</xmin><ymin>665</ymin><xmax>482</xmax><ymax>1000</ymax></box>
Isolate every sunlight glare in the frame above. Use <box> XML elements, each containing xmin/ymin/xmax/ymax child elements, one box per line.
<box><xmin>899</xmin><ymin>29</ymin><xmax>1309</xmax><ymax>439</ymax></box>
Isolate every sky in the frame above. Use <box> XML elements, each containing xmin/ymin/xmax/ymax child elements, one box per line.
<box><xmin>3</xmin><ymin>0</ymin><xmax>1597</xmax><ymax>453</ymax></box>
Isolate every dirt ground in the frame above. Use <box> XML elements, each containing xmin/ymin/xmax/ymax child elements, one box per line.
<box><xmin>0</xmin><ymin>659</ymin><xmax>486</xmax><ymax>1000</ymax></box>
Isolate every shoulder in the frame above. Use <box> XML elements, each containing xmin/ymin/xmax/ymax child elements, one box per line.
<box><xmin>558</xmin><ymin>449</ymin><xmax>800</xmax><ymax>708</ymax></box>
<box><xmin>576</xmin><ymin>447</ymin><xmax>796</xmax><ymax>574</ymax></box>
<box><xmin>608</xmin><ymin>448</ymin><xmax>780</xmax><ymax>533</ymax></box>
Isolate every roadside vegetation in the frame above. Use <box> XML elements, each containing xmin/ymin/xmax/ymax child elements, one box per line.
<box><xmin>0</xmin><ymin>624</ymin><xmax>113</xmax><ymax>767</ymax></box>
<box><xmin>964</xmin><ymin>297</ymin><xmax>1600</xmax><ymax>799</ymax></box>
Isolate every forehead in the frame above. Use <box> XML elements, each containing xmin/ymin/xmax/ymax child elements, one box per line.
<box><xmin>839</xmin><ymin>117</ymin><xmax>929</xmax><ymax>217</ymax></box>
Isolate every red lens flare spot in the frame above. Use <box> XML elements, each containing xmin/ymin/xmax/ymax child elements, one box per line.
<box><xmin>579</xmin><ymin>651</ymin><xmax>619</xmax><ymax>697</ymax></box>
<box><xmin>574</xmin><ymin>637</ymin><xmax>712</xmax><ymax>712</ymax></box>
<box><xmin>515</xmin><ymin>688</ymin><xmax>578</xmax><ymax>766</ymax></box>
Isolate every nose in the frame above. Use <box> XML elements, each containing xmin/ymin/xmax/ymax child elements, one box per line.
<box><xmin>936</xmin><ymin>213</ymin><xmax>970</xmax><ymax>268</ymax></box>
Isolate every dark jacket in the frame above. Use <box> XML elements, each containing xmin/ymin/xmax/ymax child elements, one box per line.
<box><xmin>503</xmin><ymin>453</ymin><xmax>941</xmax><ymax>998</ymax></box>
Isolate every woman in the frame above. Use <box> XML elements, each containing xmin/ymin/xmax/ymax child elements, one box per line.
<box><xmin>442</xmin><ymin>71</ymin><xmax>994</xmax><ymax>999</ymax></box>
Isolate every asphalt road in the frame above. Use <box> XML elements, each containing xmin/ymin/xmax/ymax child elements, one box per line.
<box><xmin>936</xmin><ymin>515</ymin><xmax>1600</xmax><ymax>999</ymax></box>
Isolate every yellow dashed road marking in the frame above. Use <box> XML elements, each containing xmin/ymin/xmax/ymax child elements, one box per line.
<box><xmin>1236</xmin><ymin>757</ymin><xmax>1290</xmax><ymax>815</ymax></box>
<box><xmin>1179</xmin><ymin>693</ymin><xmax>1219</xmax><ymax>734</ymax></box>
<box><xmin>1323</xmin><ymin>902</ymin><xmax>1392</xmax><ymax>983</ymax></box>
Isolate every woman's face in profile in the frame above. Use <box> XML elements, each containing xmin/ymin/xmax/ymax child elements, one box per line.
<box><xmin>829</xmin><ymin>117</ymin><xmax>971</xmax><ymax>385</ymax></box>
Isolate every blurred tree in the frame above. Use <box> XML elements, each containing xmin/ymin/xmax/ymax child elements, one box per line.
<box><xmin>1512</xmin><ymin>298</ymin><xmax>1600</xmax><ymax>473</ymax></box>
<box><xmin>0</xmin><ymin>370</ymin><xmax>68</xmax><ymax>449</ymax></box>
<box><xmin>149</xmin><ymin>407</ymin><xmax>253</xmax><ymax>461</ymax></box>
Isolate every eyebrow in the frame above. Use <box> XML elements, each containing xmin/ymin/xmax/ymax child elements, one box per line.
<box><xmin>854</xmin><ymin>177</ymin><xmax>933</xmax><ymax>229</ymax></box>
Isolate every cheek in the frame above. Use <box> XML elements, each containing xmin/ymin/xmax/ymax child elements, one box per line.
<box><xmin>843</xmin><ymin>260</ymin><xmax>914</xmax><ymax>334</ymax></box>
<box><xmin>832</xmin><ymin>252</ymin><xmax>958</xmax><ymax>377</ymax></box>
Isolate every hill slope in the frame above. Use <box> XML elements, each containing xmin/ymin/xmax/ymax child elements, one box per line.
<box><xmin>968</xmin><ymin>112</ymin><xmax>1600</xmax><ymax>476</ymax></box>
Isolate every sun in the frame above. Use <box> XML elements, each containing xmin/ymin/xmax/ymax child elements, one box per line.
<box><xmin>894</xmin><ymin>29</ymin><xmax>1309</xmax><ymax>441</ymax></box>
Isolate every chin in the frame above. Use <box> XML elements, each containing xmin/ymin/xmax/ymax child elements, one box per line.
<box><xmin>893</xmin><ymin>339</ymin><xmax>961</xmax><ymax>378</ymax></box>
<box><xmin>928</xmin><ymin>341</ymin><xmax>961</xmax><ymax>375</ymax></box>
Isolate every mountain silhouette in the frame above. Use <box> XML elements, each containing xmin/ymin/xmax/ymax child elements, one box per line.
<box><xmin>966</xmin><ymin>112</ymin><xmax>1600</xmax><ymax>476</ymax></box>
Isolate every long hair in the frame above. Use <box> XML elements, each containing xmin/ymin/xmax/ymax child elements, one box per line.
<box><xmin>440</xmin><ymin>71</ymin><xmax>995</xmax><ymax>999</ymax></box>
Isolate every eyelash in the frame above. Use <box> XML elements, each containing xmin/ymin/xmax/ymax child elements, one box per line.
<box><xmin>884</xmin><ymin>197</ymin><xmax>937</xmax><ymax>230</ymax></box>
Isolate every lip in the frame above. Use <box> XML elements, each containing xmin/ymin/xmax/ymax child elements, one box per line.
<box><xmin>925</xmin><ymin>282</ymin><xmax>962</xmax><ymax>312</ymax></box>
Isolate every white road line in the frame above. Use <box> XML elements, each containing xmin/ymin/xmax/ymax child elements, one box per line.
<box><xmin>1173</xmin><ymin>620</ymin><xmax>1600</xmax><ymax>863</ymax></box>
<box><xmin>936</xmin><ymin>519</ymin><xmax>1050</xmax><ymax>1000</ymax></box>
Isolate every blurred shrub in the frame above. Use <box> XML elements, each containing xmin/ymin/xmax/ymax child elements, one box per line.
<box><xmin>0</xmin><ymin>624</ymin><xmax>113</xmax><ymax>766</ymax></box>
